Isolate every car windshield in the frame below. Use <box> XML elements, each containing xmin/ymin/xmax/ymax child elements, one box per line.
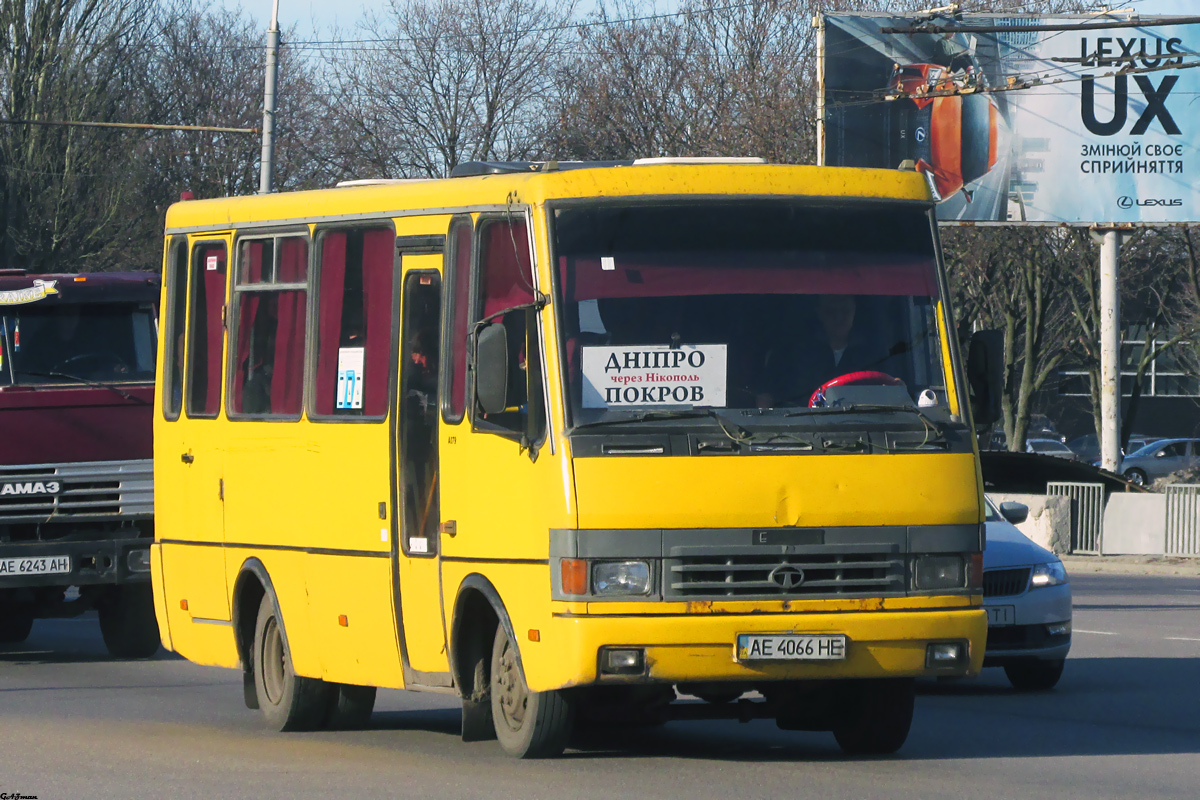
<box><xmin>1126</xmin><ymin>441</ymin><xmax>1163</xmax><ymax>458</ymax></box>
<box><xmin>552</xmin><ymin>200</ymin><xmax>949</xmax><ymax>427</ymax></box>
<box><xmin>0</xmin><ymin>302</ymin><xmax>157</xmax><ymax>385</ymax></box>
<box><xmin>984</xmin><ymin>497</ymin><xmax>1001</xmax><ymax>521</ymax></box>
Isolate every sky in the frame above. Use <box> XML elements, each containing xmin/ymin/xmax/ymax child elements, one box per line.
<box><xmin>223</xmin><ymin>0</ymin><xmax>1200</xmax><ymax>40</ymax></box>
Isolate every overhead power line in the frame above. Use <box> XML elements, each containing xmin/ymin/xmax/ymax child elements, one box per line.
<box><xmin>0</xmin><ymin>119</ymin><xmax>259</xmax><ymax>134</ymax></box>
<box><xmin>883</xmin><ymin>15</ymin><xmax>1200</xmax><ymax>35</ymax></box>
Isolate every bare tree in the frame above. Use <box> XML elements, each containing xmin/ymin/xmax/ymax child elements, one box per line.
<box><xmin>0</xmin><ymin>0</ymin><xmax>155</xmax><ymax>272</ymax></box>
<box><xmin>322</xmin><ymin>0</ymin><xmax>577</xmax><ymax>179</ymax></box>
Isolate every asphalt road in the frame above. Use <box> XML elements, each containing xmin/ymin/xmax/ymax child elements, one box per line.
<box><xmin>2</xmin><ymin>573</ymin><xmax>1197</xmax><ymax>800</ymax></box>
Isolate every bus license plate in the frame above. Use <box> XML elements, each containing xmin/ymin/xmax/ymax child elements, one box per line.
<box><xmin>737</xmin><ymin>634</ymin><xmax>847</xmax><ymax>661</ymax></box>
<box><xmin>986</xmin><ymin>606</ymin><xmax>1015</xmax><ymax>627</ymax></box>
<box><xmin>0</xmin><ymin>555</ymin><xmax>71</xmax><ymax>576</ymax></box>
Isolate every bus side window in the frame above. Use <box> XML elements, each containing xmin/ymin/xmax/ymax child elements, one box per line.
<box><xmin>228</xmin><ymin>236</ymin><xmax>308</xmax><ymax>418</ymax></box>
<box><xmin>314</xmin><ymin>226</ymin><xmax>395</xmax><ymax>419</ymax></box>
<box><xmin>473</xmin><ymin>218</ymin><xmax>546</xmax><ymax>449</ymax></box>
<box><xmin>186</xmin><ymin>242</ymin><xmax>226</xmax><ymax>418</ymax></box>
<box><xmin>164</xmin><ymin>238</ymin><xmax>188</xmax><ymax>419</ymax></box>
<box><xmin>442</xmin><ymin>216</ymin><xmax>472</xmax><ymax>424</ymax></box>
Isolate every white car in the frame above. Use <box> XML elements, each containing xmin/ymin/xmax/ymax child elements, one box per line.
<box><xmin>1024</xmin><ymin>438</ymin><xmax>1076</xmax><ymax>460</ymax></box>
<box><xmin>982</xmin><ymin>496</ymin><xmax>1072</xmax><ymax>690</ymax></box>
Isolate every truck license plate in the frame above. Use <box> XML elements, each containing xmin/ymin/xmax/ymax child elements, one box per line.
<box><xmin>737</xmin><ymin>634</ymin><xmax>847</xmax><ymax>661</ymax></box>
<box><xmin>0</xmin><ymin>555</ymin><xmax>71</xmax><ymax>576</ymax></box>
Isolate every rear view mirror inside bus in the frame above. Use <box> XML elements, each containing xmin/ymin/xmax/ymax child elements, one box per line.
<box><xmin>475</xmin><ymin>322</ymin><xmax>508</xmax><ymax>415</ymax></box>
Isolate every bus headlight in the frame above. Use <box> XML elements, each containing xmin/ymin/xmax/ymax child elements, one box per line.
<box><xmin>1030</xmin><ymin>561</ymin><xmax>1068</xmax><ymax>588</ymax></box>
<box><xmin>913</xmin><ymin>555</ymin><xmax>966</xmax><ymax>591</ymax></box>
<box><xmin>592</xmin><ymin>561</ymin><xmax>652</xmax><ymax>596</ymax></box>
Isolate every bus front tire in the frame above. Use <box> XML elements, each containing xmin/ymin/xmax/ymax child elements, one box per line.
<box><xmin>98</xmin><ymin>584</ymin><xmax>161</xmax><ymax>658</ymax></box>
<box><xmin>489</xmin><ymin>625</ymin><xmax>573</xmax><ymax>758</ymax></box>
<box><xmin>253</xmin><ymin>595</ymin><xmax>331</xmax><ymax>731</ymax></box>
<box><xmin>831</xmin><ymin>678</ymin><xmax>914</xmax><ymax>756</ymax></box>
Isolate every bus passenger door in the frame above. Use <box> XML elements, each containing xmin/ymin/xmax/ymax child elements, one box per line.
<box><xmin>394</xmin><ymin>259</ymin><xmax>451</xmax><ymax>680</ymax></box>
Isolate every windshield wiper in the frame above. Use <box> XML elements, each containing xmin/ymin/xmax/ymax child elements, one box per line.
<box><xmin>572</xmin><ymin>407</ymin><xmax>753</xmax><ymax>440</ymax></box>
<box><xmin>15</xmin><ymin>371</ymin><xmax>148</xmax><ymax>404</ymax></box>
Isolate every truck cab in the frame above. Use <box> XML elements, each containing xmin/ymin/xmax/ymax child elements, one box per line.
<box><xmin>0</xmin><ymin>270</ymin><xmax>160</xmax><ymax>656</ymax></box>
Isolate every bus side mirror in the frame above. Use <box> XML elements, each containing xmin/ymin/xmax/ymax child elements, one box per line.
<box><xmin>474</xmin><ymin>322</ymin><xmax>508</xmax><ymax>415</ymax></box>
<box><xmin>967</xmin><ymin>329</ymin><xmax>1003</xmax><ymax>426</ymax></box>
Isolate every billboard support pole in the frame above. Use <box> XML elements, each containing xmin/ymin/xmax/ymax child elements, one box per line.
<box><xmin>815</xmin><ymin>13</ymin><xmax>825</xmax><ymax>166</ymax></box>
<box><xmin>1094</xmin><ymin>228</ymin><xmax>1123</xmax><ymax>475</ymax></box>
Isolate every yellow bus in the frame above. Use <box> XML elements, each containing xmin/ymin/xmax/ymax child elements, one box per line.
<box><xmin>151</xmin><ymin>159</ymin><xmax>999</xmax><ymax>758</ymax></box>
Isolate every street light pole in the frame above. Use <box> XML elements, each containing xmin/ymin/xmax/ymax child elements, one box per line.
<box><xmin>258</xmin><ymin>0</ymin><xmax>280</xmax><ymax>194</ymax></box>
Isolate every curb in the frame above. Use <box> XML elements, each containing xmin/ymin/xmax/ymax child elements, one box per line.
<box><xmin>1060</xmin><ymin>555</ymin><xmax>1200</xmax><ymax>577</ymax></box>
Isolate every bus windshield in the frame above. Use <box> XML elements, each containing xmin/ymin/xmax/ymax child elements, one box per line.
<box><xmin>0</xmin><ymin>302</ymin><xmax>157</xmax><ymax>386</ymax></box>
<box><xmin>552</xmin><ymin>200</ymin><xmax>949</xmax><ymax>427</ymax></box>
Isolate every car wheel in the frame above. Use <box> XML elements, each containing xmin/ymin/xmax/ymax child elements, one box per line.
<box><xmin>490</xmin><ymin>624</ymin><xmax>574</xmax><ymax>758</ymax></box>
<box><xmin>252</xmin><ymin>594</ymin><xmax>331</xmax><ymax>731</ymax></box>
<box><xmin>1124</xmin><ymin>468</ymin><xmax>1147</xmax><ymax>486</ymax></box>
<box><xmin>831</xmin><ymin>679</ymin><xmax>914</xmax><ymax>756</ymax></box>
<box><xmin>98</xmin><ymin>585</ymin><xmax>161</xmax><ymax>658</ymax></box>
<box><xmin>1004</xmin><ymin>658</ymin><xmax>1065</xmax><ymax>691</ymax></box>
<box><xmin>324</xmin><ymin>684</ymin><xmax>377</xmax><ymax>730</ymax></box>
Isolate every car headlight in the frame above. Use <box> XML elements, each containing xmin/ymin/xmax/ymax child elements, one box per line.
<box><xmin>1030</xmin><ymin>561</ymin><xmax>1068</xmax><ymax>588</ymax></box>
<box><xmin>592</xmin><ymin>561</ymin><xmax>652</xmax><ymax>596</ymax></box>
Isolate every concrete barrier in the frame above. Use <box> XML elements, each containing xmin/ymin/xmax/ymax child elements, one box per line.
<box><xmin>1102</xmin><ymin>493</ymin><xmax>1167</xmax><ymax>555</ymax></box>
<box><xmin>989</xmin><ymin>492</ymin><xmax>1071</xmax><ymax>554</ymax></box>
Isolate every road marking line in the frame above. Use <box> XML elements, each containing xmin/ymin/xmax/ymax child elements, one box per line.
<box><xmin>1074</xmin><ymin>629</ymin><xmax>1118</xmax><ymax>635</ymax></box>
<box><xmin>1165</xmin><ymin>636</ymin><xmax>1200</xmax><ymax>642</ymax></box>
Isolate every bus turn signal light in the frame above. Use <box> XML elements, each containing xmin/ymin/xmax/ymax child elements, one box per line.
<box><xmin>561</xmin><ymin>558</ymin><xmax>587</xmax><ymax>596</ymax></box>
<box><xmin>338</xmin><ymin>615</ymin><xmax>348</xmax><ymax>627</ymax></box>
<box><xmin>179</xmin><ymin>599</ymin><xmax>188</xmax><ymax>611</ymax></box>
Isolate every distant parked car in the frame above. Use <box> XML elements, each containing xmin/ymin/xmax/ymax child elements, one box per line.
<box><xmin>1025</xmin><ymin>438</ymin><xmax>1076</xmax><ymax>460</ymax></box>
<box><xmin>983</xmin><ymin>496</ymin><xmax>1072</xmax><ymax>690</ymax></box>
<box><xmin>1119</xmin><ymin>438</ymin><xmax>1200</xmax><ymax>486</ymax></box>
<box><xmin>1070</xmin><ymin>433</ymin><xmax>1160</xmax><ymax>463</ymax></box>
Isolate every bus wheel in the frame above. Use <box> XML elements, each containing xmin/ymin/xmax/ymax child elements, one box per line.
<box><xmin>0</xmin><ymin>604</ymin><xmax>34</xmax><ymax>644</ymax></box>
<box><xmin>324</xmin><ymin>684</ymin><xmax>377</xmax><ymax>729</ymax></box>
<box><xmin>831</xmin><ymin>679</ymin><xmax>914</xmax><ymax>756</ymax></box>
<box><xmin>253</xmin><ymin>594</ymin><xmax>331</xmax><ymax>731</ymax></box>
<box><xmin>98</xmin><ymin>585</ymin><xmax>161</xmax><ymax>658</ymax></box>
<box><xmin>489</xmin><ymin>625</ymin><xmax>574</xmax><ymax>758</ymax></box>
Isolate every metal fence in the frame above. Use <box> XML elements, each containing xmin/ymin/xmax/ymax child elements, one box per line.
<box><xmin>1165</xmin><ymin>485</ymin><xmax>1200</xmax><ymax>557</ymax></box>
<box><xmin>1047</xmin><ymin>482</ymin><xmax>1105</xmax><ymax>555</ymax></box>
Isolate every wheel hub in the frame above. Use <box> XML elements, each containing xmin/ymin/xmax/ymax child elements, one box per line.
<box><xmin>495</xmin><ymin>636</ymin><xmax>528</xmax><ymax>731</ymax></box>
<box><xmin>261</xmin><ymin>616</ymin><xmax>286</xmax><ymax>705</ymax></box>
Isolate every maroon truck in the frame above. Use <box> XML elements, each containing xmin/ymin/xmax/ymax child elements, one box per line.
<box><xmin>0</xmin><ymin>270</ymin><xmax>160</xmax><ymax>656</ymax></box>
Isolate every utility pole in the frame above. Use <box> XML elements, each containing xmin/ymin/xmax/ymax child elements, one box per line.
<box><xmin>1092</xmin><ymin>228</ymin><xmax>1124</xmax><ymax>474</ymax></box>
<box><xmin>258</xmin><ymin>0</ymin><xmax>280</xmax><ymax>194</ymax></box>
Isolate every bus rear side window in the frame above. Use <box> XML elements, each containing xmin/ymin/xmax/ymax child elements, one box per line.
<box><xmin>443</xmin><ymin>216</ymin><xmax>472</xmax><ymax>423</ymax></box>
<box><xmin>187</xmin><ymin>242</ymin><xmax>226</xmax><ymax>418</ymax></box>
<box><xmin>229</xmin><ymin>236</ymin><xmax>308</xmax><ymax>417</ymax></box>
<box><xmin>314</xmin><ymin>227</ymin><xmax>395</xmax><ymax>418</ymax></box>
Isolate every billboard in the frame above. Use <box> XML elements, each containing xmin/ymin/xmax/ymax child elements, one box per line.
<box><xmin>820</xmin><ymin>14</ymin><xmax>1200</xmax><ymax>224</ymax></box>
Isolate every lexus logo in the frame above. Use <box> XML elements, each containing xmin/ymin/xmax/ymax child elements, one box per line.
<box><xmin>1117</xmin><ymin>196</ymin><xmax>1134</xmax><ymax>209</ymax></box>
<box><xmin>768</xmin><ymin>564</ymin><xmax>806</xmax><ymax>590</ymax></box>
<box><xmin>914</xmin><ymin>127</ymin><xmax>927</xmax><ymax>143</ymax></box>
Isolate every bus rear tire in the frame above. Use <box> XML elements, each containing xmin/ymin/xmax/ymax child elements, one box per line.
<box><xmin>324</xmin><ymin>684</ymin><xmax>377</xmax><ymax>729</ymax></box>
<box><xmin>490</xmin><ymin>625</ymin><xmax>573</xmax><ymax>758</ymax></box>
<box><xmin>831</xmin><ymin>678</ymin><xmax>914</xmax><ymax>756</ymax></box>
<box><xmin>253</xmin><ymin>594</ymin><xmax>331</xmax><ymax>731</ymax></box>
<box><xmin>98</xmin><ymin>584</ymin><xmax>161</xmax><ymax>658</ymax></box>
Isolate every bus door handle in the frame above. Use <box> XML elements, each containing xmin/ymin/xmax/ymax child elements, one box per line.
<box><xmin>181</xmin><ymin>453</ymin><xmax>194</xmax><ymax>464</ymax></box>
<box><xmin>439</xmin><ymin>520</ymin><xmax>457</xmax><ymax>537</ymax></box>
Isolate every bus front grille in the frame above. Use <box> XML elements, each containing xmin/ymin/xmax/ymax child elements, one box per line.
<box><xmin>665</xmin><ymin>550</ymin><xmax>906</xmax><ymax>600</ymax></box>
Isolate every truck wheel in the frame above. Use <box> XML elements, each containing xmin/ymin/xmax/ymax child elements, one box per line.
<box><xmin>832</xmin><ymin>679</ymin><xmax>914</xmax><ymax>756</ymax></box>
<box><xmin>253</xmin><ymin>594</ymin><xmax>331</xmax><ymax>731</ymax></box>
<box><xmin>490</xmin><ymin>624</ymin><xmax>573</xmax><ymax>758</ymax></box>
<box><xmin>0</xmin><ymin>606</ymin><xmax>34</xmax><ymax>644</ymax></box>
<box><xmin>1004</xmin><ymin>658</ymin><xmax>1065</xmax><ymax>691</ymax></box>
<box><xmin>324</xmin><ymin>684</ymin><xmax>377</xmax><ymax>729</ymax></box>
<box><xmin>98</xmin><ymin>585</ymin><xmax>161</xmax><ymax>658</ymax></box>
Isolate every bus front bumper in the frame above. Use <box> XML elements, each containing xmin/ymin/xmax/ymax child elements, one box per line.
<box><xmin>535</xmin><ymin>607</ymin><xmax>986</xmax><ymax>691</ymax></box>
